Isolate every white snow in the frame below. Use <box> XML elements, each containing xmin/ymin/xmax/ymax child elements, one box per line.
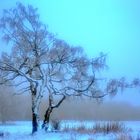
<box><xmin>0</xmin><ymin>121</ymin><xmax>140</xmax><ymax>140</ymax></box>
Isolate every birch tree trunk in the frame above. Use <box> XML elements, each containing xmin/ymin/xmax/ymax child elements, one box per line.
<box><xmin>31</xmin><ymin>81</ymin><xmax>44</xmax><ymax>133</ymax></box>
<box><xmin>30</xmin><ymin>82</ymin><xmax>42</xmax><ymax>134</ymax></box>
<box><xmin>42</xmin><ymin>95</ymin><xmax>65</xmax><ymax>131</ymax></box>
<box><xmin>32</xmin><ymin>95</ymin><xmax>39</xmax><ymax>133</ymax></box>
<box><xmin>42</xmin><ymin>106</ymin><xmax>53</xmax><ymax>131</ymax></box>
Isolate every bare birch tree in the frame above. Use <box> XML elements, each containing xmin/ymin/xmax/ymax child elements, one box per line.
<box><xmin>40</xmin><ymin>42</ymin><xmax>140</xmax><ymax>130</ymax></box>
<box><xmin>0</xmin><ymin>3</ymin><xmax>110</xmax><ymax>133</ymax></box>
<box><xmin>0</xmin><ymin>3</ymin><xmax>139</xmax><ymax>133</ymax></box>
<box><xmin>41</xmin><ymin>42</ymin><xmax>108</xmax><ymax>130</ymax></box>
<box><xmin>0</xmin><ymin>3</ymin><xmax>107</xmax><ymax>132</ymax></box>
<box><xmin>0</xmin><ymin>3</ymin><xmax>54</xmax><ymax>133</ymax></box>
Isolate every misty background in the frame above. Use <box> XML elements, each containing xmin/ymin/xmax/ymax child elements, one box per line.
<box><xmin>0</xmin><ymin>1</ymin><xmax>140</xmax><ymax>122</ymax></box>
<box><xmin>0</xmin><ymin>86</ymin><xmax>140</xmax><ymax>122</ymax></box>
<box><xmin>0</xmin><ymin>0</ymin><xmax>140</xmax><ymax>106</ymax></box>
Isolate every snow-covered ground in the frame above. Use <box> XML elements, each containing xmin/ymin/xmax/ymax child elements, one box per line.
<box><xmin>0</xmin><ymin>121</ymin><xmax>140</xmax><ymax>140</ymax></box>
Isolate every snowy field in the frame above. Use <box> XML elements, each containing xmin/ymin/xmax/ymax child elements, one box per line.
<box><xmin>0</xmin><ymin>121</ymin><xmax>140</xmax><ymax>140</ymax></box>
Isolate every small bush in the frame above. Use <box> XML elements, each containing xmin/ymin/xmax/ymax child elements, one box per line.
<box><xmin>94</xmin><ymin>122</ymin><xmax>126</xmax><ymax>134</ymax></box>
<box><xmin>115</xmin><ymin>133</ymin><xmax>133</xmax><ymax>140</ymax></box>
<box><xmin>0</xmin><ymin>132</ymin><xmax>4</xmax><ymax>137</ymax></box>
<box><xmin>113</xmin><ymin>133</ymin><xmax>140</xmax><ymax>140</ymax></box>
<box><xmin>62</xmin><ymin>133</ymin><xmax>77</xmax><ymax>140</ymax></box>
<box><xmin>51</xmin><ymin>119</ymin><xmax>61</xmax><ymax>131</ymax></box>
<box><xmin>62</xmin><ymin>124</ymin><xmax>91</xmax><ymax>133</ymax></box>
<box><xmin>87</xmin><ymin>138</ymin><xmax>95</xmax><ymax>140</ymax></box>
<box><xmin>62</xmin><ymin>121</ymin><xmax>126</xmax><ymax>134</ymax></box>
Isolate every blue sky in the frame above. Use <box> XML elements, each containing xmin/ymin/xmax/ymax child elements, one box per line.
<box><xmin>0</xmin><ymin>0</ymin><xmax>140</xmax><ymax>105</ymax></box>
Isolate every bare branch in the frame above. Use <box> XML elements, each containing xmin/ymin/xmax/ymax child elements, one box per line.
<box><xmin>52</xmin><ymin>95</ymin><xmax>66</xmax><ymax>108</ymax></box>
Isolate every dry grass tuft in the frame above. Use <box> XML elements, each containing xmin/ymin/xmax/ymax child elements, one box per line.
<box><xmin>115</xmin><ymin>133</ymin><xmax>133</xmax><ymax>140</ymax></box>
<box><xmin>62</xmin><ymin>121</ymin><xmax>127</xmax><ymax>134</ymax></box>
<box><xmin>51</xmin><ymin>119</ymin><xmax>61</xmax><ymax>130</ymax></box>
<box><xmin>94</xmin><ymin>122</ymin><xmax>126</xmax><ymax>134</ymax></box>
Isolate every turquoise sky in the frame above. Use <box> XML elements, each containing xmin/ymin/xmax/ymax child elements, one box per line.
<box><xmin>0</xmin><ymin>0</ymin><xmax>140</xmax><ymax>105</ymax></box>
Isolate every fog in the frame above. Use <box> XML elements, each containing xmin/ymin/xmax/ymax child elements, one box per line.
<box><xmin>0</xmin><ymin>86</ymin><xmax>140</xmax><ymax>122</ymax></box>
<box><xmin>51</xmin><ymin>99</ymin><xmax>140</xmax><ymax>121</ymax></box>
